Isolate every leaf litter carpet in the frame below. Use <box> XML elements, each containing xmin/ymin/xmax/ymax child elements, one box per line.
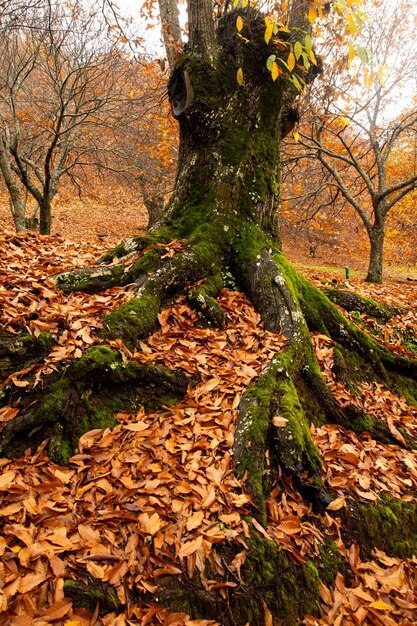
<box><xmin>1</xmin><ymin>232</ymin><xmax>417</xmax><ymax>625</ymax></box>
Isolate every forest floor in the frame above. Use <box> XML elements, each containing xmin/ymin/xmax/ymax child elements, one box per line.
<box><xmin>1</xmin><ymin>199</ymin><xmax>417</xmax><ymax>625</ymax></box>
<box><xmin>2</xmin><ymin>194</ymin><xmax>415</xmax><ymax>280</ymax></box>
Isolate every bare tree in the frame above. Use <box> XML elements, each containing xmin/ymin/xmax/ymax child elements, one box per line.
<box><xmin>289</xmin><ymin>0</ymin><xmax>417</xmax><ymax>282</ymax></box>
<box><xmin>0</xmin><ymin>0</ymin><xmax>141</xmax><ymax>234</ymax></box>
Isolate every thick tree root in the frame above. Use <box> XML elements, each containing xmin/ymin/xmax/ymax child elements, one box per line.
<box><xmin>100</xmin><ymin>244</ymin><xmax>224</xmax><ymax>345</ymax></box>
<box><xmin>51</xmin><ymin>241</ymin><xmax>169</xmax><ymax>294</ymax></box>
<box><xmin>154</xmin><ymin>528</ymin><xmax>329</xmax><ymax>626</ymax></box>
<box><xmin>0</xmin><ymin>345</ymin><xmax>191</xmax><ymax>462</ymax></box>
<box><xmin>96</xmin><ymin>232</ymin><xmax>172</xmax><ymax>265</ymax></box>
<box><xmin>232</xmin><ymin>243</ymin><xmax>328</xmax><ymax>520</ymax></box>
<box><xmin>339</xmin><ymin>493</ymin><xmax>417</xmax><ymax>560</ymax></box>
<box><xmin>0</xmin><ymin>330</ymin><xmax>53</xmax><ymax>383</ymax></box>
<box><xmin>323</xmin><ymin>288</ymin><xmax>399</xmax><ymax>322</ymax></box>
<box><xmin>233</xmin><ymin>343</ymin><xmax>325</xmax><ymax>522</ymax></box>
<box><xmin>187</xmin><ymin>273</ymin><xmax>226</xmax><ymax>327</ymax></box>
<box><xmin>299</xmin><ymin>274</ymin><xmax>417</xmax><ymax>383</ymax></box>
<box><xmin>64</xmin><ymin>577</ymin><xmax>122</xmax><ymax>615</ymax></box>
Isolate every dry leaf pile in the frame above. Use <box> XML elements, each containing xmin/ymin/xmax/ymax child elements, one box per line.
<box><xmin>0</xmin><ymin>230</ymin><xmax>128</xmax><ymax>349</ymax></box>
<box><xmin>1</xmin><ymin>232</ymin><xmax>417</xmax><ymax>625</ymax></box>
<box><xmin>311</xmin><ymin>333</ymin><xmax>417</xmax><ymax>503</ymax></box>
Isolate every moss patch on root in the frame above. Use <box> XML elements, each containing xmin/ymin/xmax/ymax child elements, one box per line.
<box><xmin>100</xmin><ymin>293</ymin><xmax>160</xmax><ymax>346</ymax></box>
<box><xmin>64</xmin><ymin>579</ymin><xmax>122</xmax><ymax>615</ymax></box>
<box><xmin>4</xmin><ymin>345</ymin><xmax>190</xmax><ymax>464</ymax></box>
<box><xmin>231</xmin><ymin>529</ymin><xmax>322</xmax><ymax>625</ymax></box>
<box><xmin>340</xmin><ymin>494</ymin><xmax>417</xmax><ymax>560</ymax></box>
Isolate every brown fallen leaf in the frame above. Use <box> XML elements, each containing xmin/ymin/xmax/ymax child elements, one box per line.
<box><xmin>272</xmin><ymin>415</ymin><xmax>289</xmax><ymax>427</ymax></box>
<box><xmin>327</xmin><ymin>495</ymin><xmax>346</xmax><ymax>511</ymax></box>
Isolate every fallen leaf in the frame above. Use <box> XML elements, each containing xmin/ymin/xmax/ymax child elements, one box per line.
<box><xmin>327</xmin><ymin>496</ymin><xmax>346</xmax><ymax>511</ymax></box>
<box><xmin>272</xmin><ymin>415</ymin><xmax>288</xmax><ymax>427</ymax></box>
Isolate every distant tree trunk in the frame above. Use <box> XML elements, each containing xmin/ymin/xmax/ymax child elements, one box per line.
<box><xmin>0</xmin><ymin>142</ymin><xmax>26</xmax><ymax>233</ymax></box>
<box><xmin>158</xmin><ymin>0</ymin><xmax>183</xmax><ymax>70</ymax></box>
<box><xmin>188</xmin><ymin>0</ymin><xmax>217</xmax><ymax>55</ymax></box>
<box><xmin>138</xmin><ymin>175</ymin><xmax>165</xmax><ymax>229</ymax></box>
<box><xmin>38</xmin><ymin>196</ymin><xmax>52</xmax><ymax>235</ymax></box>
<box><xmin>8</xmin><ymin>189</ymin><xmax>26</xmax><ymax>233</ymax></box>
<box><xmin>366</xmin><ymin>221</ymin><xmax>385</xmax><ymax>284</ymax></box>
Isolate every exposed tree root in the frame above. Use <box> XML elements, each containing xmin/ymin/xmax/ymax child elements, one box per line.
<box><xmin>0</xmin><ymin>330</ymin><xmax>53</xmax><ymax>383</ymax></box>
<box><xmin>323</xmin><ymin>288</ymin><xmax>399</xmax><ymax>322</ymax></box>
<box><xmin>0</xmin><ymin>344</ymin><xmax>191</xmax><ymax>462</ymax></box>
<box><xmin>64</xmin><ymin>575</ymin><xmax>122</xmax><ymax>615</ymax></box>
<box><xmin>187</xmin><ymin>273</ymin><xmax>227</xmax><ymax>327</ymax></box>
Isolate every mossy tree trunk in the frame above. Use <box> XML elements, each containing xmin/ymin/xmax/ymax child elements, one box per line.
<box><xmin>3</xmin><ymin>5</ymin><xmax>417</xmax><ymax>625</ymax></box>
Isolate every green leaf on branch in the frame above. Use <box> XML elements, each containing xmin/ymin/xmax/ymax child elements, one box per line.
<box><xmin>294</xmin><ymin>41</ymin><xmax>302</xmax><ymax>60</ymax></box>
<box><xmin>266</xmin><ymin>55</ymin><xmax>276</xmax><ymax>71</ymax></box>
<box><xmin>357</xmin><ymin>45</ymin><xmax>369</xmax><ymax>64</ymax></box>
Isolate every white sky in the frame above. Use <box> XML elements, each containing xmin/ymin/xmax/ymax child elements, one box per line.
<box><xmin>115</xmin><ymin>0</ymin><xmax>187</xmax><ymax>56</ymax></box>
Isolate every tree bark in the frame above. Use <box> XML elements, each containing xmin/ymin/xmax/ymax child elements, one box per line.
<box><xmin>188</xmin><ymin>0</ymin><xmax>217</xmax><ymax>56</ymax></box>
<box><xmin>158</xmin><ymin>0</ymin><xmax>183</xmax><ymax>70</ymax></box>
<box><xmin>38</xmin><ymin>196</ymin><xmax>53</xmax><ymax>235</ymax></box>
<box><xmin>366</xmin><ymin>222</ymin><xmax>385</xmax><ymax>283</ymax></box>
<box><xmin>0</xmin><ymin>141</ymin><xmax>26</xmax><ymax>233</ymax></box>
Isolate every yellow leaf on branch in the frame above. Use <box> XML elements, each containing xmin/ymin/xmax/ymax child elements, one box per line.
<box><xmin>308</xmin><ymin>3</ymin><xmax>317</xmax><ymax>25</ymax></box>
<box><xmin>264</xmin><ymin>17</ymin><xmax>274</xmax><ymax>45</ymax></box>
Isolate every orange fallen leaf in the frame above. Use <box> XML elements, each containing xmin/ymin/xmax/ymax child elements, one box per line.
<box><xmin>263</xmin><ymin>601</ymin><xmax>273</xmax><ymax>626</ymax></box>
<box><xmin>186</xmin><ymin>510</ymin><xmax>205</xmax><ymax>532</ymax></box>
<box><xmin>178</xmin><ymin>536</ymin><xmax>203</xmax><ymax>558</ymax></box>
<box><xmin>139</xmin><ymin>512</ymin><xmax>161</xmax><ymax>536</ymax></box>
<box><xmin>327</xmin><ymin>495</ymin><xmax>346</xmax><ymax>511</ymax></box>
<box><xmin>272</xmin><ymin>415</ymin><xmax>288</xmax><ymax>427</ymax></box>
<box><xmin>369</xmin><ymin>600</ymin><xmax>393</xmax><ymax>611</ymax></box>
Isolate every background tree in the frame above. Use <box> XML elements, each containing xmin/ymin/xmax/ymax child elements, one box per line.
<box><xmin>3</xmin><ymin>1</ymin><xmax>417</xmax><ymax>623</ymax></box>
<box><xmin>105</xmin><ymin>59</ymin><xmax>178</xmax><ymax>228</ymax></box>
<box><xmin>287</xmin><ymin>0</ymin><xmax>417</xmax><ymax>283</ymax></box>
<box><xmin>0</xmin><ymin>0</ymin><xmax>145</xmax><ymax>234</ymax></box>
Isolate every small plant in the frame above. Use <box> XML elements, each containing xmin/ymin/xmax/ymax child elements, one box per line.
<box><xmin>221</xmin><ymin>267</ymin><xmax>238</xmax><ymax>291</ymax></box>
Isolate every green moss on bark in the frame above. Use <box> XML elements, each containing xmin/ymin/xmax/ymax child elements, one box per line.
<box><xmin>234</xmin><ymin>343</ymin><xmax>323</xmax><ymax>524</ymax></box>
<box><xmin>4</xmin><ymin>345</ymin><xmax>189</xmax><ymax>463</ymax></box>
<box><xmin>323</xmin><ymin>288</ymin><xmax>397</xmax><ymax>322</ymax></box>
<box><xmin>341</xmin><ymin>494</ymin><xmax>417</xmax><ymax>560</ymax></box>
<box><xmin>64</xmin><ymin>579</ymin><xmax>122</xmax><ymax>615</ymax></box>
<box><xmin>233</xmin><ymin>528</ymin><xmax>321</xmax><ymax>624</ymax></box>
<box><xmin>100</xmin><ymin>293</ymin><xmax>160</xmax><ymax>345</ymax></box>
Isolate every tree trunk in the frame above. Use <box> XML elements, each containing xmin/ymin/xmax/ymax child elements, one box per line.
<box><xmin>3</xmin><ymin>7</ymin><xmax>417</xmax><ymax>625</ymax></box>
<box><xmin>138</xmin><ymin>174</ymin><xmax>165</xmax><ymax>228</ymax></box>
<box><xmin>0</xmin><ymin>141</ymin><xmax>26</xmax><ymax>233</ymax></box>
<box><xmin>38</xmin><ymin>196</ymin><xmax>52</xmax><ymax>235</ymax></box>
<box><xmin>366</xmin><ymin>222</ymin><xmax>385</xmax><ymax>284</ymax></box>
<box><xmin>158</xmin><ymin>0</ymin><xmax>183</xmax><ymax>70</ymax></box>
